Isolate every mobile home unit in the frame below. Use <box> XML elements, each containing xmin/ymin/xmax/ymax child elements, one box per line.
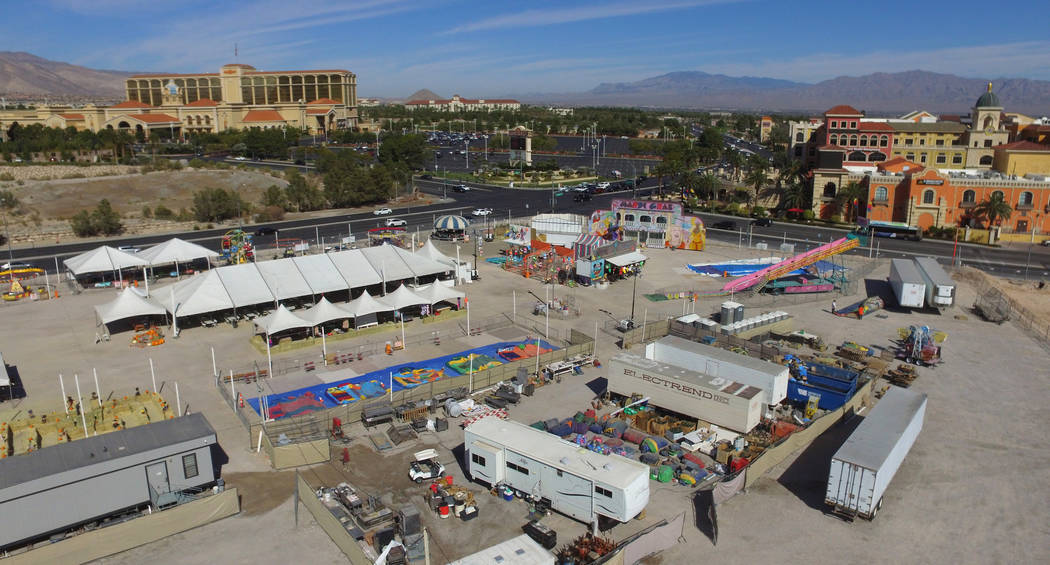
<box><xmin>463</xmin><ymin>418</ymin><xmax>649</xmax><ymax>525</ymax></box>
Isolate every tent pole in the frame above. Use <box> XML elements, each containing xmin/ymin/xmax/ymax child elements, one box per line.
<box><xmin>229</xmin><ymin>369</ymin><xmax>235</xmax><ymax>412</ymax></box>
<box><xmin>59</xmin><ymin>373</ymin><xmax>68</xmax><ymax>414</ymax></box>
<box><xmin>93</xmin><ymin>368</ymin><xmax>102</xmax><ymax>407</ymax></box>
<box><xmin>211</xmin><ymin>346</ymin><xmax>217</xmax><ymax>378</ymax></box>
<box><xmin>75</xmin><ymin>373</ymin><xmax>90</xmax><ymax>435</ymax></box>
<box><xmin>322</xmin><ymin>329</ymin><xmax>327</xmax><ymax>366</ymax></box>
<box><xmin>149</xmin><ymin>358</ymin><xmax>157</xmax><ymax>393</ymax></box>
<box><xmin>266</xmin><ymin>332</ymin><xmax>273</xmax><ymax>379</ymax></box>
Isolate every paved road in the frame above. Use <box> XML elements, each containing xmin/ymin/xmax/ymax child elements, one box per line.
<box><xmin>6</xmin><ymin>179</ymin><xmax>1049</xmax><ymax>280</ymax></box>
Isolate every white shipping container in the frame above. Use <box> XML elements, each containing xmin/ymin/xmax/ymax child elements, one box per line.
<box><xmin>913</xmin><ymin>257</ymin><xmax>955</xmax><ymax>308</ymax></box>
<box><xmin>825</xmin><ymin>387</ymin><xmax>927</xmax><ymax>520</ymax></box>
<box><xmin>889</xmin><ymin>259</ymin><xmax>926</xmax><ymax>308</ymax></box>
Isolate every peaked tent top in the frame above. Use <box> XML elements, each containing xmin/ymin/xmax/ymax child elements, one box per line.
<box><xmin>94</xmin><ymin>287</ymin><xmax>167</xmax><ymax>325</ymax></box>
<box><xmin>136</xmin><ymin>238</ymin><xmax>219</xmax><ymax>266</ymax></box>
<box><xmin>343</xmin><ymin>289</ymin><xmax>394</xmax><ymax>318</ymax></box>
<box><xmin>298</xmin><ymin>296</ymin><xmax>352</xmax><ymax>326</ymax></box>
<box><xmin>64</xmin><ymin>246</ymin><xmax>149</xmax><ymax>275</ymax></box>
<box><xmin>382</xmin><ymin>283</ymin><xmax>429</xmax><ymax>310</ymax></box>
<box><xmin>254</xmin><ymin>304</ymin><xmax>312</xmax><ymax>335</ymax></box>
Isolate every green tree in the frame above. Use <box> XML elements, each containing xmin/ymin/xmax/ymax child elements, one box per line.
<box><xmin>780</xmin><ymin>181</ymin><xmax>810</xmax><ymax>211</ymax></box>
<box><xmin>91</xmin><ymin>199</ymin><xmax>124</xmax><ymax>235</ymax></box>
<box><xmin>70</xmin><ymin>210</ymin><xmax>97</xmax><ymax>236</ymax></box>
<box><xmin>834</xmin><ymin>180</ymin><xmax>867</xmax><ymax>223</ymax></box>
<box><xmin>972</xmin><ymin>192</ymin><xmax>1013</xmax><ymax>227</ymax></box>
<box><xmin>192</xmin><ymin>188</ymin><xmax>246</xmax><ymax>222</ymax></box>
<box><xmin>743</xmin><ymin>155</ymin><xmax>769</xmax><ymax>207</ymax></box>
<box><xmin>262</xmin><ymin>184</ymin><xmax>288</xmax><ymax>210</ymax></box>
<box><xmin>377</xmin><ymin>133</ymin><xmax>426</xmax><ymax>170</ymax></box>
<box><xmin>0</xmin><ymin>189</ymin><xmax>18</xmax><ymax>209</ymax></box>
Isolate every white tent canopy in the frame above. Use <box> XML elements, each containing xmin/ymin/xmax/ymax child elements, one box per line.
<box><xmin>163</xmin><ymin>270</ymin><xmax>234</xmax><ymax>317</ymax></box>
<box><xmin>382</xmin><ymin>284</ymin><xmax>429</xmax><ymax>311</ymax></box>
<box><xmin>328</xmin><ymin>249</ymin><xmax>383</xmax><ymax>288</ymax></box>
<box><xmin>343</xmin><ymin>289</ymin><xmax>394</xmax><ymax>318</ymax></box>
<box><xmin>393</xmin><ymin>245</ymin><xmax>454</xmax><ymax>277</ymax></box>
<box><xmin>216</xmin><ymin>263</ymin><xmax>275</xmax><ymax>308</ymax></box>
<box><xmin>253</xmin><ymin>305</ymin><xmax>311</xmax><ymax>335</ymax></box>
<box><xmin>292</xmin><ymin>254</ymin><xmax>350</xmax><ymax>295</ymax></box>
<box><xmin>64</xmin><ymin>246</ymin><xmax>148</xmax><ymax>276</ymax></box>
<box><xmin>412</xmin><ymin>283</ymin><xmax>465</xmax><ymax>306</ymax></box>
<box><xmin>137</xmin><ymin>238</ymin><xmax>219</xmax><ymax>266</ymax></box>
<box><xmin>255</xmin><ymin>258</ymin><xmax>312</xmax><ymax>301</ymax></box>
<box><xmin>416</xmin><ymin>240</ymin><xmax>458</xmax><ymax>267</ymax></box>
<box><xmin>361</xmin><ymin>245</ymin><xmax>415</xmax><ymax>283</ymax></box>
<box><xmin>94</xmin><ymin>287</ymin><xmax>167</xmax><ymax>325</ymax></box>
<box><xmin>298</xmin><ymin>297</ymin><xmax>352</xmax><ymax>326</ymax></box>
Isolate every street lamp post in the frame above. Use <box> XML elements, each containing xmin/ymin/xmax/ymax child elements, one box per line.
<box><xmin>465</xmin><ymin>140</ymin><xmax>469</xmax><ymax>171</ymax></box>
<box><xmin>375</xmin><ymin>130</ymin><xmax>380</xmax><ymax>159</ymax></box>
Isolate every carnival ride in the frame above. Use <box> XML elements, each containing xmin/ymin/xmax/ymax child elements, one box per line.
<box><xmin>0</xmin><ymin>266</ymin><xmax>44</xmax><ymax>281</ymax></box>
<box><xmin>721</xmin><ymin>235</ymin><xmax>861</xmax><ymax>295</ymax></box>
<box><xmin>220</xmin><ymin>229</ymin><xmax>254</xmax><ymax>264</ymax></box>
<box><xmin>897</xmin><ymin>325</ymin><xmax>946</xmax><ymax>366</ymax></box>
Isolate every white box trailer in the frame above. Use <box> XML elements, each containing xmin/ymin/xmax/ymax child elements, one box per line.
<box><xmin>913</xmin><ymin>257</ymin><xmax>955</xmax><ymax>308</ymax></box>
<box><xmin>826</xmin><ymin>387</ymin><xmax>927</xmax><ymax>520</ymax></box>
<box><xmin>463</xmin><ymin>418</ymin><xmax>649</xmax><ymax>525</ymax></box>
<box><xmin>889</xmin><ymin>258</ymin><xmax>926</xmax><ymax>308</ymax></box>
<box><xmin>607</xmin><ymin>352</ymin><xmax>764</xmax><ymax>433</ymax></box>
<box><xmin>644</xmin><ymin>336</ymin><xmax>789</xmax><ymax>405</ymax></box>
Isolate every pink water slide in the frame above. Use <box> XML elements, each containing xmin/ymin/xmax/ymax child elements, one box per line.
<box><xmin>720</xmin><ymin>237</ymin><xmax>859</xmax><ymax>294</ymax></box>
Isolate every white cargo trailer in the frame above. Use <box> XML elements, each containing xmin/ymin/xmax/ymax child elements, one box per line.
<box><xmin>912</xmin><ymin>257</ymin><xmax>955</xmax><ymax>308</ymax></box>
<box><xmin>644</xmin><ymin>336</ymin><xmax>789</xmax><ymax>405</ymax></box>
<box><xmin>888</xmin><ymin>258</ymin><xmax>926</xmax><ymax>308</ymax></box>
<box><xmin>463</xmin><ymin>418</ymin><xmax>649</xmax><ymax>525</ymax></box>
<box><xmin>825</xmin><ymin>387</ymin><xmax>927</xmax><ymax>520</ymax></box>
<box><xmin>607</xmin><ymin>352</ymin><xmax>764</xmax><ymax>433</ymax></box>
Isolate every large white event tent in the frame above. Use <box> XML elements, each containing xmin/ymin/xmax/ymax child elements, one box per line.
<box><xmin>136</xmin><ymin>238</ymin><xmax>219</xmax><ymax>267</ymax></box>
<box><xmin>343</xmin><ymin>289</ymin><xmax>393</xmax><ymax>328</ymax></box>
<box><xmin>165</xmin><ymin>270</ymin><xmax>234</xmax><ymax>317</ymax></box>
<box><xmin>94</xmin><ymin>287</ymin><xmax>167</xmax><ymax>327</ymax></box>
<box><xmin>253</xmin><ymin>305</ymin><xmax>312</xmax><ymax>376</ymax></box>
<box><xmin>411</xmin><ymin>283</ymin><xmax>465</xmax><ymax>307</ymax></box>
<box><xmin>254</xmin><ymin>258</ymin><xmax>313</xmax><ymax>302</ymax></box>
<box><xmin>326</xmin><ymin>250</ymin><xmax>383</xmax><ymax>288</ymax></box>
<box><xmin>415</xmin><ymin>240</ymin><xmax>457</xmax><ymax>268</ymax></box>
<box><xmin>382</xmin><ymin>284</ymin><xmax>429</xmax><ymax>312</ymax></box>
<box><xmin>298</xmin><ymin>297</ymin><xmax>352</xmax><ymax>327</ymax></box>
<box><xmin>291</xmin><ymin>254</ymin><xmax>351</xmax><ymax>295</ymax></box>
<box><xmin>64</xmin><ymin>246</ymin><xmax>148</xmax><ymax>277</ymax></box>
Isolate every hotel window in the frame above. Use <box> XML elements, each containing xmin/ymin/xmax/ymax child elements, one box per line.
<box><xmin>830</xmin><ymin>121</ymin><xmax>837</xmax><ymax>128</ymax></box>
<box><xmin>829</xmin><ymin>134</ymin><xmax>838</xmax><ymax>145</ymax></box>
<box><xmin>936</xmin><ymin>139</ymin><xmax>944</xmax><ymax>146</ymax></box>
<box><xmin>860</xmin><ymin>135</ymin><xmax>868</xmax><ymax>146</ymax></box>
<box><xmin>920</xmin><ymin>154</ymin><xmax>927</xmax><ymax>163</ymax></box>
<box><xmin>881</xmin><ymin>135</ymin><xmax>889</xmax><ymax>147</ymax></box>
<box><xmin>906</xmin><ymin>153</ymin><xmax>915</xmax><ymax>161</ymax></box>
<box><xmin>1020</xmin><ymin>191</ymin><xmax>1034</xmax><ymax>206</ymax></box>
<box><xmin>849</xmin><ymin>135</ymin><xmax>858</xmax><ymax>146</ymax></box>
<box><xmin>992</xmin><ymin>190</ymin><xmax>1004</xmax><ymax>200</ymax></box>
<box><xmin>795</xmin><ymin>132</ymin><xmax>804</xmax><ymax>142</ymax></box>
<box><xmin>922</xmin><ymin>190</ymin><xmax>935</xmax><ymax>204</ymax></box>
<box><xmin>850</xmin><ymin>121</ymin><xmax>857</xmax><ymax>128</ymax></box>
<box><xmin>962</xmin><ymin>190</ymin><xmax>976</xmax><ymax>203</ymax></box>
<box><xmin>875</xmin><ymin>186</ymin><xmax>889</xmax><ymax>201</ymax></box>
<box><xmin>952</xmin><ymin>154</ymin><xmax>963</xmax><ymax>164</ymax></box>
<box><xmin>919</xmin><ymin>139</ymin><xmax>926</xmax><ymax>146</ymax></box>
<box><xmin>935</xmin><ymin>154</ymin><xmax>946</xmax><ymax>164</ymax></box>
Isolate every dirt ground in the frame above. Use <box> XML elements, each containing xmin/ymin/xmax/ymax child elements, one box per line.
<box><xmin>954</xmin><ymin>265</ymin><xmax>1050</xmax><ymax>328</ymax></box>
<box><xmin>1</xmin><ymin>239</ymin><xmax>1048</xmax><ymax>564</ymax></box>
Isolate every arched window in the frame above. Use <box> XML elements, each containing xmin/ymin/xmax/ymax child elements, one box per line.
<box><xmin>962</xmin><ymin>190</ymin><xmax>976</xmax><ymax>203</ymax></box>
<box><xmin>655</xmin><ymin>216</ymin><xmax>668</xmax><ymax>225</ymax></box>
<box><xmin>823</xmin><ymin>182</ymin><xmax>836</xmax><ymax>198</ymax></box>
<box><xmin>980</xmin><ymin>155</ymin><xmax>993</xmax><ymax>165</ymax></box>
<box><xmin>922</xmin><ymin>190</ymin><xmax>935</xmax><ymax>204</ymax></box>
<box><xmin>880</xmin><ymin>135</ymin><xmax>889</xmax><ymax>147</ymax></box>
<box><xmin>848</xmin><ymin>151</ymin><xmax>866</xmax><ymax>161</ymax></box>
<box><xmin>1019</xmin><ymin>191</ymin><xmax>1034</xmax><ymax>206</ymax></box>
<box><xmin>875</xmin><ymin>186</ymin><xmax>889</xmax><ymax>201</ymax></box>
<box><xmin>624</xmin><ymin>214</ymin><xmax>635</xmax><ymax>222</ymax></box>
<box><xmin>795</xmin><ymin>132</ymin><xmax>804</xmax><ymax>142</ymax></box>
<box><xmin>829</xmin><ymin>134</ymin><xmax>837</xmax><ymax>145</ymax></box>
<box><xmin>991</xmin><ymin>190</ymin><xmax>1004</xmax><ymax>200</ymax></box>
<box><xmin>849</xmin><ymin>135</ymin><xmax>858</xmax><ymax>146</ymax></box>
<box><xmin>860</xmin><ymin>135</ymin><xmax>868</xmax><ymax>146</ymax></box>
<box><xmin>639</xmin><ymin>215</ymin><xmax>652</xmax><ymax>224</ymax></box>
<box><xmin>983</xmin><ymin>116</ymin><xmax>994</xmax><ymax>129</ymax></box>
<box><xmin>868</xmin><ymin>152</ymin><xmax>886</xmax><ymax>162</ymax></box>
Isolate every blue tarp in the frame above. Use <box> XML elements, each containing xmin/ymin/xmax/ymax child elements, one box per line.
<box><xmin>688</xmin><ymin>260</ymin><xmax>848</xmax><ymax>277</ymax></box>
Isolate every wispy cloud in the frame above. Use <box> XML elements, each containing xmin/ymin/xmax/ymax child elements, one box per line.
<box><xmin>443</xmin><ymin>0</ymin><xmax>739</xmax><ymax>34</ymax></box>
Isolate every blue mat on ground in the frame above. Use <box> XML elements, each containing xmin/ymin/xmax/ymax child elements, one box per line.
<box><xmin>248</xmin><ymin>339</ymin><xmax>555</xmax><ymax>419</ymax></box>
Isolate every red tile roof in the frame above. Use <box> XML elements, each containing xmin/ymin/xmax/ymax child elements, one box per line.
<box><xmin>127</xmin><ymin>113</ymin><xmax>180</xmax><ymax>124</ymax></box>
<box><xmin>57</xmin><ymin>113</ymin><xmax>85</xmax><ymax>120</ymax></box>
<box><xmin>306</xmin><ymin>108</ymin><xmax>333</xmax><ymax>115</ymax></box>
<box><xmin>130</xmin><ymin>73</ymin><xmax>220</xmax><ymax>78</ymax></box>
<box><xmin>825</xmin><ymin>105</ymin><xmax>862</xmax><ymax>116</ymax></box>
<box><xmin>307</xmin><ymin>98</ymin><xmax>339</xmax><ymax>105</ymax></box>
<box><xmin>242</xmin><ymin>110</ymin><xmax>286</xmax><ymax>122</ymax></box>
<box><xmin>818</xmin><ymin>144</ymin><xmax>846</xmax><ymax>151</ymax></box>
<box><xmin>878</xmin><ymin>157</ymin><xmax>923</xmax><ymax>172</ymax></box>
<box><xmin>994</xmin><ymin>141</ymin><xmax>1050</xmax><ymax>152</ymax></box>
<box><xmin>859</xmin><ymin>122</ymin><xmax>894</xmax><ymax>131</ymax></box>
<box><xmin>185</xmin><ymin>98</ymin><xmax>219</xmax><ymax>107</ymax></box>
<box><xmin>110</xmin><ymin>100</ymin><xmax>153</xmax><ymax>109</ymax></box>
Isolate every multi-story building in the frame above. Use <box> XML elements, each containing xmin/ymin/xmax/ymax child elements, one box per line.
<box><xmin>0</xmin><ymin>63</ymin><xmax>358</xmax><ymax>141</ymax></box>
<box><xmin>788</xmin><ymin>118</ymin><xmax>824</xmax><ymax>161</ymax></box>
<box><xmin>403</xmin><ymin>94</ymin><xmax>520</xmax><ymax>112</ymax></box>
<box><xmin>759</xmin><ymin>115</ymin><xmax>773</xmax><ymax>143</ymax></box>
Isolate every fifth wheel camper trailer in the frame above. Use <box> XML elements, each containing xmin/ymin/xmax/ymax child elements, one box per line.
<box><xmin>463</xmin><ymin>418</ymin><xmax>649</xmax><ymax>525</ymax></box>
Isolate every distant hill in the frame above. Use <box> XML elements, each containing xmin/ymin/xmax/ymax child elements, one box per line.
<box><xmin>405</xmin><ymin>89</ymin><xmax>442</xmax><ymax>102</ymax></box>
<box><xmin>0</xmin><ymin>51</ymin><xmax>131</xmax><ymax>99</ymax></box>
<box><xmin>526</xmin><ymin>70</ymin><xmax>1050</xmax><ymax>115</ymax></box>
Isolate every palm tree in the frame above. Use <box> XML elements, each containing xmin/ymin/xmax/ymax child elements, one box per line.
<box><xmin>780</xmin><ymin>181</ymin><xmax>810</xmax><ymax>211</ymax></box>
<box><xmin>834</xmin><ymin>180</ymin><xmax>867</xmax><ymax>223</ymax></box>
<box><xmin>743</xmin><ymin>166</ymin><xmax>767</xmax><ymax>209</ymax></box>
<box><xmin>972</xmin><ymin>193</ymin><xmax>1013</xmax><ymax>228</ymax></box>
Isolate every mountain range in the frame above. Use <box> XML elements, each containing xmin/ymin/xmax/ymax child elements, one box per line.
<box><xmin>2</xmin><ymin>51</ymin><xmax>1049</xmax><ymax>115</ymax></box>
<box><xmin>524</xmin><ymin>70</ymin><xmax>1050</xmax><ymax>115</ymax></box>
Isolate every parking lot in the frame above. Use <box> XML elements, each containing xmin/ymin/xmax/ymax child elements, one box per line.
<box><xmin>1</xmin><ymin>239</ymin><xmax>1048</xmax><ymax>563</ymax></box>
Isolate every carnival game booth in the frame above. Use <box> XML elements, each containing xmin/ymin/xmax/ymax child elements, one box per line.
<box><xmin>64</xmin><ymin>246</ymin><xmax>149</xmax><ymax>287</ymax></box>
<box><xmin>589</xmin><ymin>199</ymin><xmax>705</xmax><ymax>251</ymax></box>
<box><xmin>136</xmin><ymin>237</ymin><xmax>219</xmax><ymax>279</ymax></box>
<box><xmin>431</xmin><ymin>214</ymin><xmax>470</xmax><ymax>242</ymax></box>
<box><xmin>573</xmin><ymin>238</ymin><xmax>647</xmax><ymax>284</ymax></box>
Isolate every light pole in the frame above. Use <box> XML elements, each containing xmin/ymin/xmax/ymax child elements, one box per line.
<box><xmin>465</xmin><ymin>140</ymin><xmax>469</xmax><ymax>171</ymax></box>
<box><xmin>375</xmin><ymin>130</ymin><xmax>380</xmax><ymax>159</ymax></box>
<box><xmin>484</xmin><ymin>135</ymin><xmax>489</xmax><ymax>160</ymax></box>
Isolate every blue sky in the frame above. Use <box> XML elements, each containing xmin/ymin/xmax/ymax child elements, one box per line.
<box><xmin>6</xmin><ymin>0</ymin><xmax>1050</xmax><ymax>97</ymax></box>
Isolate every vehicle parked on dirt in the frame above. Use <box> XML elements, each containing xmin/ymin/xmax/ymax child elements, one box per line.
<box><xmin>408</xmin><ymin>449</ymin><xmax>445</xmax><ymax>483</ymax></box>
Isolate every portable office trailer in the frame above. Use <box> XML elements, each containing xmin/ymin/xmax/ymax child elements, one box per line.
<box><xmin>913</xmin><ymin>257</ymin><xmax>955</xmax><ymax>308</ymax></box>
<box><xmin>463</xmin><ymin>418</ymin><xmax>649</xmax><ymax>524</ymax></box>
<box><xmin>607</xmin><ymin>352</ymin><xmax>764</xmax><ymax>432</ymax></box>
<box><xmin>644</xmin><ymin>336</ymin><xmax>789</xmax><ymax>405</ymax></box>
<box><xmin>825</xmin><ymin>387</ymin><xmax>927</xmax><ymax>520</ymax></box>
<box><xmin>0</xmin><ymin>413</ymin><xmax>218</xmax><ymax>549</ymax></box>
<box><xmin>888</xmin><ymin>259</ymin><xmax>926</xmax><ymax>308</ymax></box>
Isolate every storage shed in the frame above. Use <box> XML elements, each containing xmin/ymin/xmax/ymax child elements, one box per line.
<box><xmin>0</xmin><ymin>412</ymin><xmax>219</xmax><ymax>549</ymax></box>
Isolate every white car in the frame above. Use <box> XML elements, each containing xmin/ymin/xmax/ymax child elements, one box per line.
<box><xmin>117</xmin><ymin>245</ymin><xmax>141</xmax><ymax>253</ymax></box>
<box><xmin>385</xmin><ymin>218</ymin><xmax>407</xmax><ymax>227</ymax></box>
<box><xmin>597</xmin><ymin>181</ymin><xmax>611</xmax><ymax>189</ymax></box>
<box><xmin>373</xmin><ymin>207</ymin><xmax>393</xmax><ymax>215</ymax></box>
<box><xmin>472</xmin><ymin>208</ymin><xmax>492</xmax><ymax>217</ymax></box>
<box><xmin>1</xmin><ymin>262</ymin><xmax>32</xmax><ymax>270</ymax></box>
<box><xmin>233</xmin><ymin>156</ymin><xmax>247</xmax><ymax>161</ymax></box>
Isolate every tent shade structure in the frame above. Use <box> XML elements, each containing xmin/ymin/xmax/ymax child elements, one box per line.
<box><xmin>434</xmin><ymin>214</ymin><xmax>469</xmax><ymax>231</ymax></box>
<box><xmin>327</xmin><ymin>249</ymin><xmax>383</xmax><ymax>288</ymax></box>
<box><xmin>64</xmin><ymin>246</ymin><xmax>148</xmax><ymax>276</ymax></box>
<box><xmin>215</xmin><ymin>263</ymin><xmax>275</xmax><ymax>308</ymax></box>
<box><xmin>136</xmin><ymin>238</ymin><xmax>219</xmax><ymax>266</ymax></box>
<box><xmin>390</xmin><ymin>245</ymin><xmax>453</xmax><ymax>278</ymax></box>
<box><xmin>298</xmin><ymin>297</ymin><xmax>352</xmax><ymax>326</ymax></box>
<box><xmin>163</xmin><ymin>270</ymin><xmax>234</xmax><ymax>317</ymax></box>
<box><xmin>416</xmin><ymin>239</ymin><xmax>458</xmax><ymax>267</ymax></box>
<box><xmin>412</xmin><ymin>283</ymin><xmax>465</xmax><ymax>306</ymax></box>
<box><xmin>94</xmin><ymin>287</ymin><xmax>167</xmax><ymax>325</ymax></box>
<box><xmin>255</xmin><ymin>258</ymin><xmax>312</xmax><ymax>301</ymax></box>
<box><xmin>343</xmin><ymin>289</ymin><xmax>393</xmax><ymax>318</ymax></box>
<box><xmin>382</xmin><ymin>284</ymin><xmax>429</xmax><ymax>311</ymax></box>
<box><xmin>254</xmin><ymin>305</ymin><xmax>312</xmax><ymax>335</ymax></box>
<box><xmin>361</xmin><ymin>245</ymin><xmax>415</xmax><ymax>283</ymax></box>
<box><xmin>292</xmin><ymin>254</ymin><xmax>350</xmax><ymax>295</ymax></box>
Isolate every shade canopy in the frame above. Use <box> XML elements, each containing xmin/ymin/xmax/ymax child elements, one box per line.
<box><xmin>416</xmin><ymin>240</ymin><xmax>457</xmax><ymax>266</ymax></box>
<box><xmin>327</xmin><ymin>249</ymin><xmax>383</xmax><ymax>288</ymax></box>
<box><xmin>215</xmin><ymin>263</ymin><xmax>275</xmax><ymax>308</ymax></box>
<box><xmin>382</xmin><ymin>284</ymin><xmax>430</xmax><ymax>311</ymax></box>
<box><xmin>255</xmin><ymin>258</ymin><xmax>312</xmax><ymax>301</ymax></box>
<box><xmin>94</xmin><ymin>287</ymin><xmax>167</xmax><ymax>325</ymax></box>
<box><xmin>411</xmin><ymin>283</ymin><xmax>465</xmax><ymax>306</ymax></box>
<box><xmin>64</xmin><ymin>246</ymin><xmax>148</xmax><ymax>276</ymax></box>
<box><xmin>434</xmin><ymin>215</ymin><xmax>469</xmax><ymax>231</ymax></box>
<box><xmin>137</xmin><ymin>238</ymin><xmax>219</xmax><ymax>266</ymax></box>
<box><xmin>606</xmin><ymin>251</ymin><xmax>648</xmax><ymax>267</ymax></box>
<box><xmin>343</xmin><ymin>289</ymin><xmax>393</xmax><ymax>318</ymax></box>
<box><xmin>163</xmin><ymin>270</ymin><xmax>234</xmax><ymax>317</ymax></box>
<box><xmin>254</xmin><ymin>304</ymin><xmax>311</xmax><ymax>335</ymax></box>
<box><xmin>298</xmin><ymin>297</ymin><xmax>352</xmax><ymax>326</ymax></box>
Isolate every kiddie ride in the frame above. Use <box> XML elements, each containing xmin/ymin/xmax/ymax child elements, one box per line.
<box><xmin>897</xmin><ymin>325</ymin><xmax>946</xmax><ymax>366</ymax></box>
<box><xmin>221</xmin><ymin>229</ymin><xmax>255</xmax><ymax>264</ymax></box>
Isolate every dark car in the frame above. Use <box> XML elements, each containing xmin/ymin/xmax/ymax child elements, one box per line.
<box><xmin>419</xmin><ymin>174</ymin><xmax>433</xmax><ymax>180</ymax></box>
<box><xmin>573</xmin><ymin>192</ymin><xmax>591</xmax><ymax>202</ymax></box>
<box><xmin>711</xmin><ymin>220</ymin><xmax>738</xmax><ymax>230</ymax></box>
<box><xmin>751</xmin><ymin>217</ymin><xmax>773</xmax><ymax>227</ymax></box>
<box><xmin>294</xmin><ymin>159</ymin><xmax>306</xmax><ymax>166</ymax></box>
<box><xmin>254</xmin><ymin>227</ymin><xmax>278</xmax><ymax>236</ymax></box>
<box><xmin>452</xmin><ymin>184</ymin><xmax>470</xmax><ymax>193</ymax></box>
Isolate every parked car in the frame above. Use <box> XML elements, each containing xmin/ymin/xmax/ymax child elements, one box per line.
<box><xmin>711</xmin><ymin>220</ymin><xmax>738</xmax><ymax>230</ymax></box>
<box><xmin>373</xmin><ymin>207</ymin><xmax>393</xmax><ymax>215</ymax></box>
<box><xmin>408</xmin><ymin>449</ymin><xmax>445</xmax><ymax>483</ymax></box>
<box><xmin>751</xmin><ymin>217</ymin><xmax>773</xmax><ymax>227</ymax></box>
<box><xmin>233</xmin><ymin>156</ymin><xmax>247</xmax><ymax>161</ymax></box>
<box><xmin>1042</xmin><ymin>239</ymin><xmax>1050</xmax><ymax>247</ymax></box>
<box><xmin>1</xmin><ymin>261</ymin><xmax>32</xmax><ymax>270</ymax></box>
<box><xmin>385</xmin><ymin>218</ymin><xmax>407</xmax><ymax>227</ymax></box>
<box><xmin>472</xmin><ymin>208</ymin><xmax>492</xmax><ymax>217</ymax></box>
<box><xmin>117</xmin><ymin>245</ymin><xmax>141</xmax><ymax>254</ymax></box>
<box><xmin>597</xmin><ymin>181</ymin><xmax>611</xmax><ymax>190</ymax></box>
<box><xmin>254</xmin><ymin>227</ymin><xmax>278</xmax><ymax>236</ymax></box>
